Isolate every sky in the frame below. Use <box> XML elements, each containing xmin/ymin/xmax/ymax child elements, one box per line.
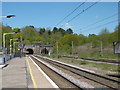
<box><xmin>1</xmin><ymin>1</ymin><xmax>119</xmax><ymax>36</ymax></box>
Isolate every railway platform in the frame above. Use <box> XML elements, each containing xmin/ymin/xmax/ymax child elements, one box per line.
<box><xmin>1</xmin><ymin>56</ymin><xmax>58</xmax><ymax>89</ymax></box>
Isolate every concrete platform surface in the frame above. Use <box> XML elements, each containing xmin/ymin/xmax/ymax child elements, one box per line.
<box><xmin>0</xmin><ymin>65</ymin><xmax>5</xmax><ymax>69</ymax></box>
<box><xmin>2</xmin><ymin>57</ymin><xmax>32</xmax><ymax>88</ymax></box>
<box><xmin>26</xmin><ymin>56</ymin><xmax>59</xmax><ymax>88</ymax></box>
<box><xmin>1</xmin><ymin>56</ymin><xmax>59</xmax><ymax>89</ymax></box>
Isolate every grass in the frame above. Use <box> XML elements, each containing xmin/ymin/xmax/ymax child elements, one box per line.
<box><xmin>77</xmin><ymin>53</ymin><xmax>119</xmax><ymax>60</ymax></box>
<box><xmin>50</xmin><ymin>56</ymin><xmax>119</xmax><ymax>72</ymax></box>
<box><xmin>55</xmin><ymin>50</ymin><xmax>119</xmax><ymax>60</ymax></box>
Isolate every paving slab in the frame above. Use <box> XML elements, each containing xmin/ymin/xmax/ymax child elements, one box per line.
<box><xmin>2</xmin><ymin>57</ymin><xmax>30</xmax><ymax>88</ymax></box>
<box><xmin>1</xmin><ymin>56</ymin><xmax>58</xmax><ymax>89</ymax></box>
<box><xmin>0</xmin><ymin>69</ymin><xmax>2</xmax><ymax>90</ymax></box>
<box><xmin>0</xmin><ymin>65</ymin><xmax>6</xmax><ymax>69</ymax></box>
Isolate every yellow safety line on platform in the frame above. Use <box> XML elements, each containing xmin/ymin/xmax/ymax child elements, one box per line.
<box><xmin>26</xmin><ymin>56</ymin><xmax>38</xmax><ymax>88</ymax></box>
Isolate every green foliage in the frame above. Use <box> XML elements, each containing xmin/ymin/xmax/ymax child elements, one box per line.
<box><xmin>39</xmin><ymin>28</ymin><xmax>45</xmax><ymax>34</ymax></box>
<box><xmin>89</xmin><ymin>34</ymin><xmax>100</xmax><ymax>47</ymax></box>
<box><xmin>47</xmin><ymin>30</ymin><xmax>51</xmax><ymax>35</ymax></box>
<box><xmin>2</xmin><ymin>25</ymin><xmax>12</xmax><ymax>49</ymax></box>
<box><xmin>66</xmin><ymin>28</ymin><xmax>73</xmax><ymax>34</ymax></box>
<box><xmin>13</xmin><ymin>28</ymin><xmax>20</xmax><ymax>33</ymax></box>
<box><xmin>79</xmin><ymin>34</ymin><xmax>89</xmax><ymax>45</ymax></box>
<box><xmin>21</xmin><ymin>26</ymin><xmax>43</xmax><ymax>44</ymax></box>
<box><xmin>58</xmin><ymin>28</ymin><xmax>66</xmax><ymax>35</ymax></box>
<box><xmin>53</xmin><ymin>27</ymin><xmax>58</xmax><ymax>34</ymax></box>
<box><xmin>52</xmin><ymin>27</ymin><xmax>73</xmax><ymax>35</ymax></box>
<box><xmin>2</xmin><ymin>25</ymin><xmax>12</xmax><ymax>33</ymax></box>
<box><xmin>61</xmin><ymin>34</ymin><xmax>79</xmax><ymax>46</ymax></box>
<box><xmin>98</xmin><ymin>28</ymin><xmax>110</xmax><ymax>47</ymax></box>
<box><xmin>2</xmin><ymin>23</ymin><xmax>119</xmax><ymax>59</ymax></box>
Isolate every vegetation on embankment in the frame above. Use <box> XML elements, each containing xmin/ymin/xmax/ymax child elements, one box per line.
<box><xmin>48</xmin><ymin>55</ymin><xmax>119</xmax><ymax>72</ymax></box>
<box><xmin>1</xmin><ymin>23</ymin><xmax>120</xmax><ymax>59</ymax></box>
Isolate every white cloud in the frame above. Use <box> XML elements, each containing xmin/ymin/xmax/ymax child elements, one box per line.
<box><xmin>61</xmin><ymin>23</ymin><xmax>72</xmax><ymax>29</ymax></box>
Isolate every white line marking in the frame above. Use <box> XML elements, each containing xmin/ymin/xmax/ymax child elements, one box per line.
<box><xmin>29</xmin><ymin>56</ymin><xmax>59</xmax><ymax>89</ymax></box>
<box><xmin>32</xmin><ymin>55</ymin><xmax>94</xmax><ymax>88</ymax></box>
<box><xmin>26</xmin><ymin>56</ymin><xmax>37</xmax><ymax>88</ymax></box>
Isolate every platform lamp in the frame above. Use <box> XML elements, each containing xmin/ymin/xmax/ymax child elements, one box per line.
<box><xmin>1</xmin><ymin>14</ymin><xmax>16</xmax><ymax>64</ymax></box>
<box><xmin>10</xmin><ymin>38</ymin><xmax>18</xmax><ymax>59</ymax></box>
<box><xmin>1</xmin><ymin>14</ymin><xmax>16</xmax><ymax>49</ymax></box>
<box><xmin>3</xmin><ymin>32</ymin><xmax>17</xmax><ymax>64</ymax></box>
<box><xmin>0</xmin><ymin>15</ymin><xmax>16</xmax><ymax>18</ymax></box>
<box><xmin>13</xmin><ymin>42</ymin><xmax>19</xmax><ymax>55</ymax></box>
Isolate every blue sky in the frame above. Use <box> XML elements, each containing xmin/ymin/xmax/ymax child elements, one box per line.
<box><xmin>2</xmin><ymin>2</ymin><xmax>118</xmax><ymax>36</ymax></box>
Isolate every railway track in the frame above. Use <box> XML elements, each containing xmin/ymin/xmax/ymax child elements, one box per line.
<box><xmin>32</xmin><ymin>55</ymin><xmax>119</xmax><ymax>89</ymax></box>
<box><xmin>59</xmin><ymin>55</ymin><xmax>119</xmax><ymax>65</ymax></box>
<box><xmin>30</xmin><ymin>55</ymin><xmax>82</xmax><ymax>89</ymax></box>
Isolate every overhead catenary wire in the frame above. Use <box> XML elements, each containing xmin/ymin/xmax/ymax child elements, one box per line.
<box><xmin>80</xmin><ymin>19</ymin><xmax>118</xmax><ymax>33</ymax></box>
<box><xmin>67</xmin><ymin>0</ymin><xmax>101</xmax><ymax>23</ymax></box>
<box><xmin>80</xmin><ymin>13</ymin><xmax>118</xmax><ymax>30</ymax></box>
<box><xmin>56</xmin><ymin>0</ymin><xmax>87</xmax><ymax>26</ymax></box>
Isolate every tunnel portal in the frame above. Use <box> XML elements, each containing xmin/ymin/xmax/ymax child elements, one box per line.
<box><xmin>41</xmin><ymin>48</ymin><xmax>49</xmax><ymax>54</ymax></box>
<box><xmin>26</xmin><ymin>48</ymin><xmax>34</xmax><ymax>54</ymax></box>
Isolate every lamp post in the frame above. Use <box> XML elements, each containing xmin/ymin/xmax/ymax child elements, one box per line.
<box><xmin>0</xmin><ymin>15</ymin><xmax>16</xmax><ymax>64</ymax></box>
<box><xmin>0</xmin><ymin>14</ymin><xmax>16</xmax><ymax>47</ymax></box>
<box><xmin>0</xmin><ymin>15</ymin><xmax>16</xmax><ymax>18</ymax></box>
<box><xmin>1</xmin><ymin>14</ymin><xmax>16</xmax><ymax>50</ymax></box>
<box><xmin>13</xmin><ymin>42</ymin><xmax>19</xmax><ymax>55</ymax></box>
<box><xmin>3</xmin><ymin>32</ymin><xmax>16</xmax><ymax>64</ymax></box>
<box><xmin>10</xmin><ymin>38</ymin><xmax>18</xmax><ymax>59</ymax></box>
<box><xmin>3</xmin><ymin>32</ymin><xmax>16</xmax><ymax>49</ymax></box>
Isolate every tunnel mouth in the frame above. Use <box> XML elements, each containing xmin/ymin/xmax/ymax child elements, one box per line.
<box><xmin>41</xmin><ymin>48</ymin><xmax>49</xmax><ymax>54</ymax></box>
<box><xmin>26</xmin><ymin>48</ymin><xmax>34</xmax><ymax>54</ymax></box>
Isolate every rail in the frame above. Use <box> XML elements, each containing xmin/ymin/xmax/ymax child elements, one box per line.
<box><xmin>33</xmin><ymin>55</ymin><xmax>119</xmax><ymax>89</ymax></box>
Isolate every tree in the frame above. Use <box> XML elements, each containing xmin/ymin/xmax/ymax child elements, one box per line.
<box><xmin>48</xmin><ymin>30</ymin><xmax>51</xmax><ymax>35</ymax></box>
<box><xmin>53</xmin><ymin>27</ymin><xmax>58</xmax><ymax>34</ymax></box>
<box><xmin>13</xmin><ymin>28</ymin><xmax>21</xmax><ymax>33</ymax></box>
<box><xmin>88</xmin><ymin>34</ymin><xmax>99</xmax><ymax>47</ymax></box>
<box><xmin>66</xmin><ymin>28</ymin><xmax>73</xmax><ymax>34</ymax></box>
<box><xmin>99</xmin><ymin>28</ymin><xmax>110</xmax><ymax>47</ymax></box>
<box><xmin>2</xmin><ymin>25</ymin><xmax>13</xmax><ymax>51</ymax></box>
<box><xmin>35</xmin><ymin>36</ymin><xmax>44</xmax><ymax>41</ymax></box>
<box><xmin>2</xmin><ymin>25</ymin><xmax>12</xmax><ymax>33</ymax></box>
<box><xmin>39</xmin><ymin>28</ymin><xmax>45</xmax><ymax>35</ymax></box>
<box><xmin>61</xmin><ymin>34</ymin><xmax>79</xmax><ymax>46</ymax></box>
<box><xmin>29</xmin><ymin>25</ymin><xmax>35</xmax><ymax>28</ymax></box>
<box><xmin>99</xmin><ymin>28</ymin><xmax>109</xmax><ymax>35</ymax></box>
<box><xmin>107</xmin><ymin>24</ymin><xmax>120</xmax><ymax>44</ymax></box>
<box><xmin>79</xmin><ymin>34</ymin><xmax>89</xmax><ymax>45</ymax></box>
<box><xmin>58</xmin><ymin>28</ymin><xmax>66</xmax><ymax>35</ymax></box>
<box><xmin>21</xmin><ymin>26</ymin><xmax>41</xmax><ymax>44</ymax></box>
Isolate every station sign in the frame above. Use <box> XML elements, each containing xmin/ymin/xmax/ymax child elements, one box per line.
<box><xmin>18</xmin><ymin>43</ymin><xmax>24</xmax><ymax>49</ymax></box>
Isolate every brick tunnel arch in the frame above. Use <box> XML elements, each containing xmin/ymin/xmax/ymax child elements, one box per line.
<box><xmin>26</xmin><ymin>48</ymin><xmax>34</xmax><ymax>54</ymax></box>
<box><xmin>41</xmin><ymin>48</ymin><xmax>49</xmax><ymax>54</ymax></box>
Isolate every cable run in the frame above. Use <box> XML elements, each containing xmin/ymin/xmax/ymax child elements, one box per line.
<box><xmin>56</xmin><ymin>0</ymin><xmax>87</xmax><ymax>26</ymax></box>
<box><xmin>67</xmin><ymin>0</ymin><xmax>101</xmax><ymax>23</ymax></box>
